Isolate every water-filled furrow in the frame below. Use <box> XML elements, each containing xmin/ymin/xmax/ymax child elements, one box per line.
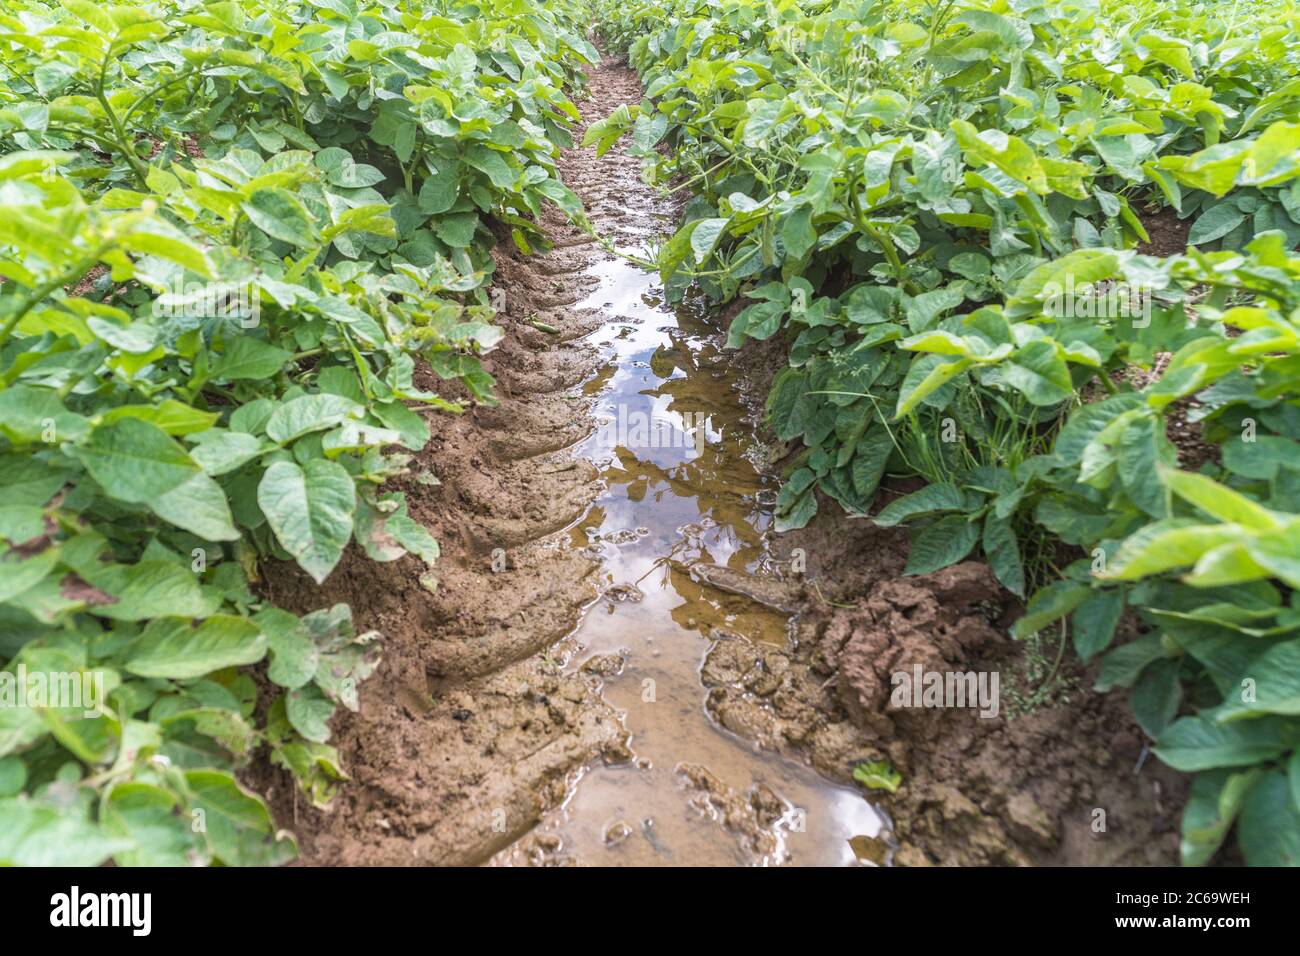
<box><xmin>493</xmin><ymin>241</ymin><xmax>885</xmax><ymax>867</ymax></box>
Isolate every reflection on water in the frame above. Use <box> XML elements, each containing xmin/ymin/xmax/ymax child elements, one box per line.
<box><xmin>495</xmin><ymin>252</ymin><xmax>883</xmax><ymax>866</ymax></box>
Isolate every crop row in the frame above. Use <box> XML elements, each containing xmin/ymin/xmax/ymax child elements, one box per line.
<box><xmin>0</xmin><ymin>0</ymin><xmax>594</xmax><ymax>865</ymax></box>
<box><xmin>593</xmin><ymin>0</ymin><xmax>1300</xmax><ymax>864</ymax></box>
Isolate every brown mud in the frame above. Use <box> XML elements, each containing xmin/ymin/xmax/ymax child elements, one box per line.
<box><xmin>253</xmin><ymin>55</ymin><xmax>1184</xmax><ymax>867</ymax></box>
<box><xmin>704</xmin><ymin>510</ymin><xmax>1186</xmax><ymax>865</ymax></box>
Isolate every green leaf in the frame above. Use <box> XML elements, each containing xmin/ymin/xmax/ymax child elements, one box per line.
<box><xmin>151</xmin><ymin>472</ymin><xmax>239</xmax><ymax>541</ymax></box>
<box><xmin>0</xmin><ymin>385</ymin><xmax>85</xmax><ymax>445</ymax></box>
<box><xmin>1095</xmin><ymin>634</ymin><xmax>1167</xmax><ymax>691</ymax></box>
<box><xmin>1215</xmin><ymin>639</ymin><xmax>1300</xmax><ymax>721</ymax></box>
<box><xmin>78</xmin><ymin>418</ymin><xmax>199</xmax><ymax>504</ymax></box>
<box><xmin>725</xmin><ymin>299</ymin><xmax>786</xmax><ymax>346</ymax></box>
<box><xmin>0</xmin><ymin>548</ymin><xmax>59</xmax><ymax>604</ymax></box>
<box><xmin>105</xmin><ymin>783</ymin><xmax>204</xmax><ymax>867</ymax></box>
<box><xmin>1237</xmin><ymin>770</ymin><xmax>1300</xmax><ymax>866</ymax></box>
<box><xmin>982</xmin><ymin>514</ymin><xmax>1024</xmax><ymax>596</ymax></box>
<box><xmin>581</xmin><ymin>104</ymin><xmax>633</xmax><ymax>155</ymax></box>
<box><xmin>874</xmin><ymin>483</ymin><xmax>964</xmax><ymax>527</ymax></box>
<box><xmin>184</xmin><ymin>770</ymin><xmax>296</xmax><ymax>866</ymax></box>
<box><xmin>766</xmin><ymin>367</ymin><xmax>807</xmax><ymax>440</ymax></box>
<box><xmin>0</xmin><ymin>757</ymin><xmax>26</xmax><ymax>796</ymax></box>
<box><xmin>1131</xmin><ymin>657</ymin><xmax>1181</xmax><ymax>738</ymax></box>
<box><xmin>190</xmin><ymin>429</ymin><xmax>271</xmax><ymax>476</ymax></box>
<box><xmin>1054</xmin><ymin>394</ymin><xmax>1144</xmax><ymax>465</ymax></box>
<box><xmin>210</xmin><ymin>338</ymin><xmax>293</xmax><ymax>381</ymax></box>
<box><xmin>895</xmin><ymin>355</ymin><xmax>973</xmax><ymax>416</ymax></box>
<box><xmin>434</xmin><ymin>212</ymin><xmax>478</xmax><ymax>248</ymax></box>
<box><xmin>87</xmin><ymin>560</ymin><xmax>213</xmax><ymax>621</ymax></box>
<box><xmin>1117</xmin><ymin>417</ymin><xmax>1173</xmax><ymax>518</ymax></box>
<box><xmin>242</xmin><ymin>188</ymin><xmax>318</xmax><ymax>247</ymax></box>
<box><xmin>1179</xmin><ymin>768</ymin><xmax>1259</xmax><ymax>867</ymax></box>
<box><xmin>418</xmin><ymin>160</ymin><xmax>460</xmax><ymax>214</ymax></box>
<box><xmin>906</xmin><ymin>514</ymin><xmax>980</xmax><ymax>575</ymax></box>
<box><xmin>1013</xmin><ymin>580</ymin><xmax>1090</xmax><ymax>638</ymax></box>
<box><xmin>265</xmin><ymin>394</ymin><xmax>361</xmax><ymax>444</ymax></box>
<box><xmin>371</xmin><ymin>401</ymin><xmax>430</xmax><ymax>451</ymax></box>
<box><xmin>995</xmin><ymin>341</ymin><xmax>1073</xmax><ymax>406</ymax></box>
<box><xmin>1071</xmin><ymin>589</ymin><xmax>1124</xmax><ymax>661</ymax></box>
<box><xmin>957</xmin><ymin>10</ymin><xmax>1033</xmax><ymax>49</ymax></box>
<box><xmin>120</xmin><ymin>226</ymin><xmax>213</xmax><ymax>277</ymax></box>
<box><xmin>1154</xmin><ymin>715</ymin><xmax>1292</xmax><ymax>771</ymax></box>
<box><xmin>690</xmin><ymin>217</ymin><xmax>729</xmax><ymax>264</ymax></box>
<box><xmin>950</xmin><ymin>120</ymin><xmax>1047</xmax><ymax>194</ymax></box>
<box><xmin>1188</xmin><ymin>202</ymin><xmax>1247</xmax><ymax>244</ymax></box>
<box><xmin>1013</xmin><ymin>248</ymin><xmax>1120</xmax><ymax>307</ymax></box>
<box><xmin>850</xmin><ymin>424</ymin><xmax>893</xmax><ymax>499</ymax></box>
<box><xmin>781</xmin><ymin>206</ymin><xmax>817</xmax><ymax>259</ymax></box>
<box><xmin>1162</xmin><ymin>468</ymin><xmax>1281</xmax><ymax>531</ymax></box>
<box><xmin>1103</xmin><ymin>521</ymin><xmax>1242</xmax><ymax>580</ymax></box>
<box><xmin>256</xmin><ymin>608</ymin><xmax>319</xmax><ymax>690</ymax></box>
<box><xmin>742</xmin><ymin>99</ymin><xmax>784</xmax><ymax>147</ymax></box>
<box><xmin>257</xmin><ymin>460</ymin><xmax>356</xmax><ymax>584</ymax></box>
<box><xmin>100</xmin><ymin>400</ymin><xmax>219</xmax><ymax>436</ymax></box>
<box><xmin>287</xmin><ymin>684</ymin><xmax>335</xmax><ymax>743</ymax></box>
<box><xmin>1240</xmin><ymin>525</ymin><xmax>1300</xmax><ymax>589</ymax></box>
<box><xmin>0</xmin><ymin>454</ymin><xmax>68</xmax><ymax>506</ymax></box>
<box><xmin>773</xmin><ymin>481</ymin><xmax>818</xmax><ymax>532</ymax></box>
<box><xmin>853</xmin><ymin>759</ymin><xmax>902</xmax><ymax>793</ymax></box>
<box><xmin>126</xmin><ymin>615</ymin><xmax>266</xmax><ymax>679</ymax></box>
<box><xmin>0</xmin><ymin>707</ymin><xmax>44</xmax><ymax>759</ymax></box>
<box><xmin>0</xmin><ymin>798</ymin><xmax>129</xmax><ymax>866</ymax></box>
<box><xmin>464</xmin><ymin>144</ymin><xmax>515</xmax><ymax>190</ymax></box>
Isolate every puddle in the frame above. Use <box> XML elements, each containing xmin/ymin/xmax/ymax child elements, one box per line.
<box><xmin>492</xmin><ymin>248</ymin><xmax>886</xmax><ymax>866</ymax></box>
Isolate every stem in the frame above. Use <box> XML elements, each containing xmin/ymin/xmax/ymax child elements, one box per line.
<box><xmin>43</xmin><ymin>125</ymin><xmax>122</xmax><ymax>155</ymax></box>
<box><xmin>1034</xmin><ymin>618</ymin><xmax>1070</xmax><ymax>701</ymax></box>
<box><xmin>783</xmin><ymin>47</ymin><xmax>848</xmax><ymax>105</ymax></box>
<box><xmin>94</xmin><ymin>75</ymin><xmax>151</xmax><ymax>188</ymax></box>
<box><xmin>121</xmin><ymin>68</ymin><xmax>200</xmax><ymax>127</ymax></box>
<box><xmin>666</xmin><ymin>156</ymin><xmax>731</xmax><ymax>194</ymax></box>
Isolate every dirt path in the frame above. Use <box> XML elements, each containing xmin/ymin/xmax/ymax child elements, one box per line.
<box><xmin>255</xmin><ymin>55</ymin><xmax>1183</xmax><ymax>868</ymax></box>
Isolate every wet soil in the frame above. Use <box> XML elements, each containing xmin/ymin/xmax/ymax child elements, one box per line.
<box><xmin>725</xmin><ymin>336</ymin><xmax>1186</xmax><ymax>866</ymax></box>
<box><xmin>252</xmin><ymin>54</ymin><xmax>1185</xmax><ymax>867</ymax></box>
<box><xmin>489</xmin><ymin>175</ymin><xmax>884</xmax><ymax>867</ymax></box>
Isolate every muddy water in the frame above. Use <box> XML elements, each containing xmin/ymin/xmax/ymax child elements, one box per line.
<box><xmin>493</xmin><ymin>243</ymin><xmax>885</xmax><ymax>866</ymax></box>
